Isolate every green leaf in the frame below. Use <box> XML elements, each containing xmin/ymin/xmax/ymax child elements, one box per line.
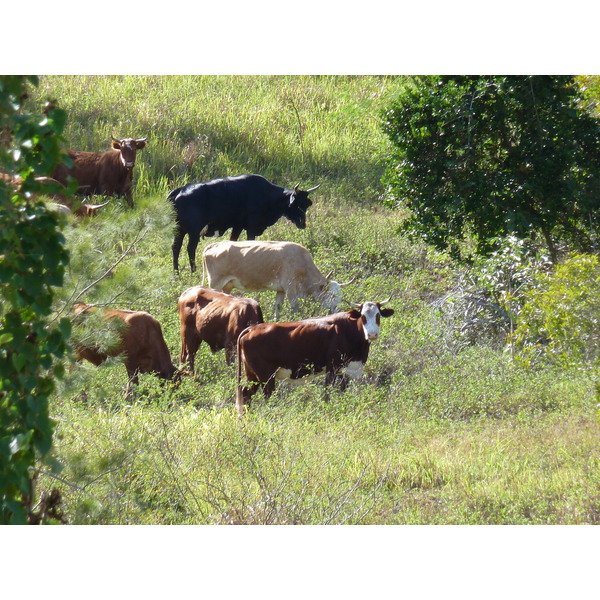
<box><xmin>0</xmin><ymin>332</ymin><xmax>14</xmax><ymax>345</ymax></box>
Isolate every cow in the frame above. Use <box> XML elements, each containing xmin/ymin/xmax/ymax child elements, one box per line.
<box><xmin>72</xmin><ymin>303</ymin><xmax>178</xmax><ymax>393</ymax></box>
<box><xmin>178</xmin><ymin>286</ymin><xmax>264</xmax><ymax>373</ymax></box>
<box><xmin>52</xmin><ymin>136</ymin><xmax>147</xmax><ymax>208</ymax></box>
<box><xmin>168</xmin><ymin>174</ymin><xmax>319</xmax><ymax>272</ymax></box>
<box><xmin>0</xmin><ymin>172</ymin><xmax>107</xmax><ymax>217</ymax></box>
<box><xmin>235</xmin><ymin>299</ymin><xmax>394</xmax><ymax>414</ymax></box>
<box><xmin>202</xmin><ymin>240</ymin><xmax>354</xmax><ymax>319</ymax></box>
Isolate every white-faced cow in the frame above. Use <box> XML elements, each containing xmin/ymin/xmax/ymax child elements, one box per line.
<box><xmin>202</xmin><ymin>240</ymin><xmax>354</xmax><ymax>319</ymax></box>
<box><xmin>235</xmin><ymin>299</ymin><xmax>394</xmax><ymax>414</ymax></box>
<box><xmin>72</xmin><ymin>303</ymin><xmax>178</xmax><ymax>393</ymax></box>
<box><xmin>168</xmin><ymin>174</ymin><xmax>319</xmax><ymax>272</ymax></box>
<box><xmin>52</xmin><ymin>136</ymin><xmax>147</xmax><ymax>207</ymax></box>
<box><xmin>178</xmin><ymin>286</ymin><xmax>264</xmax><ymax>373</ymax></box>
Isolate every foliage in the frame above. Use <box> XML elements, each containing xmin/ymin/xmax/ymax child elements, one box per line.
<box><xmin>512</xmin><ymin>253</ymin><xmax>600</xmax><ymax>367</ymax></box>
<box><xmin>434</xmin><ymin>235</ymin><xmax>551</xmax><ymax>350</ymax></box>
<box><xmin>381</xmin><ymin>76</ymin><xmax>600</xmax><ymax>262</ymax></box>
<box><xmin>0</xmin><ymin>76</ymin><xmax>71</xmax><ymax>523</ymax></box>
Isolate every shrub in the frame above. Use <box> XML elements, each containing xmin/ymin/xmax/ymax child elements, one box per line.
<box><xmin>512</xmin><ymin>253</ymin><xmax>600</xmax><ymax>367</ymax></box>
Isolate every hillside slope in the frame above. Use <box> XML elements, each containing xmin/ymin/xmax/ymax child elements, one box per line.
<box><xmin>28</xmin><ymin>76</ymin><xmax>599</xmax><ymax>525</ymax></box>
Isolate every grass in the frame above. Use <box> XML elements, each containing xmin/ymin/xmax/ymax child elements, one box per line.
<box><xmin>26</xmin><ymin>75</ymin><xmax>600</xmax><ymax>525</ymax></box>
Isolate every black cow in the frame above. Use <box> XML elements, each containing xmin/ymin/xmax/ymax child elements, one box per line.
<box><xmin>168</xmin><ymin>174</ymin><xmax>319</xmax><ymax>272</ymax></box>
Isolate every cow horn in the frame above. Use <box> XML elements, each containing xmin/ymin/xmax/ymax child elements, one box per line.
<box><xmin>378</xmin><ymin>297</ymin><xmax>392</xmax><ymax>306</ymax></box>
<box><xmin>325</xmin><ymin>270</ymin><xmax>334</xmax><ymax>280</ymax></box>
<box><xmin>306</xmin><ymin>184</ymin><xmax>321</xmax><ymax>194</ymax></box>
<box><xmin>349</xmin><ymin>302</ymin><xmax>362</xmax><ymax>309</ymax></box>
<box><xmin>111</xmin><ymin>135</ymin><xmax>121</xmax><ymax>142</ymax></box>
<box><xmin>339</xmin><ymin>276</ymin><xmax>356</xmax><ymax>287</ymax></box>
<box><xmin>85</xmin><ymin>200</ymin><xmax>110</xmax><ymax>209</ymax></box>
<box><xmin>294</xmin><ymin>183</ymin><xmax>300</xmax><ymax>193</ymax></box>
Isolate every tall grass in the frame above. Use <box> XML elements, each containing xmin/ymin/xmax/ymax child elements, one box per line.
<box><xmin>28</xmin><ymin>76</ymin><xmax>600</xmax><ymax>525</ymax></box>
<box><xmin>34</xmin><ymin>75</ymin><xmax>398</xmax><ymax>200</ymax></box>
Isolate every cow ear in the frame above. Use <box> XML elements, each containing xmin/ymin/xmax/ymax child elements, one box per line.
<box><xmin>111</xmin><ymin>141</ymin><xmax>121</xmax><ymax>150</ymax></box>
<box><xmin>348</xmin><ymin>309</ymin><xmax>361</xmax><ymax>319</ymax></box>
<box><xmin>380</xmin><ymin>308</ymin><xmax>395</xmax><ymax>318</ymax></box>
<box><xmin>135</xmin><ymin>139</ymin><xmax>147</xmax><ymax>149</ymax></box>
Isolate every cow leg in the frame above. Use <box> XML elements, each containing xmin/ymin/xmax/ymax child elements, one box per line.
<box><xmin>230</xmin><ymin>227</ymin><xmax>243</xmax><ymax>241</ymax></box>
<box><xmin>326</xmin><ymin>368</ymin><xmax>349</xmax><ymax>391</ymax></box>
<box><xmin>172</xmin><ymin>231</ymin><xmax>185</xmax><ymax>272</ymax></box>
<box><xmin>274</xmin><ymin>291</ymin><xmax>285</xmax><ymax>320</ymax></box>
<box><xmin>263</xmin><ymin>378</ymin><xmax>276</xmax><ymax>399</ymax></box>
<box><xmin>180</xmin><ymin>336</ymin><xmax>200</xmax><ymax>375</ymax></box>
<box><xmin>288</xmin><ymin>293</ymin><xmax>299</xmax><ymax>314</ymax></box>
<box><xmin>186</xmin><ymin>232</ymin><xmax>201</xmax><ymax>273</ymax></box>
<box><xmin>125</xmin><ymin>364</ymin><xmax>139</xmax><ymax>399</ymax></box>
<box><xmin>225</xmin><ymin>344</ymin><xmax>236</xmax><ymax>365</ymax></box>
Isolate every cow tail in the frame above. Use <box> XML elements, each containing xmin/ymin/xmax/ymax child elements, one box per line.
<box><xmin>235</xmin><ymin>329</ymin><xmax>247</xmax><ymax>414</ymax></box>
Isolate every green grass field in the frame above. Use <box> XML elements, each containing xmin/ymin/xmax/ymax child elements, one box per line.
<box><xmin>29</xmin><ymin>75</ymin><xmax>600</xmax><ymax>525</ymax></box>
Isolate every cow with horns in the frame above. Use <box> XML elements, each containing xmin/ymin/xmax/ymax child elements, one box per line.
<box><xmin>168</xmin><ymin>174</ymin><xmax>320</xmax><ymax>272</ymax></box>
<box><xmin>235</xmin><ymin>299</ymin><xmax>394</xmax><ymax>414</ymax></box>
<box><xmin>53</xmin><ymin>136</ymin><xmax>147</xmax><ymax>207</ymax></box>
<box><xmin>202</xmin><ymin>240</ymin><xmax>354</xmax><ymax>319</ymax></box>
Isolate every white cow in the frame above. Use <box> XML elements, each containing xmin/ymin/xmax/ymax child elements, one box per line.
<box><xmin>202</xmin><ymin>240</ymin><xmax>354</xmax><ymax>319</ymax></box>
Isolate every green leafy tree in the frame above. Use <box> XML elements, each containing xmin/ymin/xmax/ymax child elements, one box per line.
<box><xmin>0</xmin><ymin>76</ymin><xmax>71</xmax><ymax>524</ymax></box>
<box><xmin>381</xmin><ymin>76</ymin><xmax>600</xmax><ymax>262</ymax></box>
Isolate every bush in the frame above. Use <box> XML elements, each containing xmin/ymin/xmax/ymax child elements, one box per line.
<box><xmin>433</xmin><ymin>236</ymin><xmax>551</xmax><ymax>351</ymax></box>
<box><xmin>512</xmin><ymin>253</ymin><xmax>600</xmax><ymax>367</ymax></box>
<box><xmin>0</xmin><ymin>76</ymin><xmax>70</xmax><ymax>523</ymax></box>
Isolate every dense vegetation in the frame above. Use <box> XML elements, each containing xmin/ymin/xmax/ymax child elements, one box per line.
<box><xmin>18</xmin><ymin>76</ymin><xmax>600</xmax><ymax>524</ymax></box>
<box><xmin>381</xmin><ymin>76</ymin><xmax>600</xmax><ymax>263</ymax></box>
<box><xmin>0</xmin><ymin>77</ymin><xmax>71</xmax><ymax>524</ymax></box>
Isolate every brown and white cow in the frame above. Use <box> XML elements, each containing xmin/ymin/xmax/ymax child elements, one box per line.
<box><xmin>52</xmin><ymin>136</ymin><xmax>147</xmax><ymax>207</ymax></box>
<box><xmin>235</xmin><ymin>299</ymin><xmax>394</xmax><ymax>414</ymax></box>
<box><xmin>178</xmin><ymin>286</ymin><xmax>264</xmax><ymax>373</ymax></box>
<box><xmin>72</xmin><ymin>303</ymin><xmax>178</xmax><ymax>392</ymax></box>
<box><xmin>202</xmin><ymin>240</ymin><xmax>354</xmax><ymax>319</ymax></box>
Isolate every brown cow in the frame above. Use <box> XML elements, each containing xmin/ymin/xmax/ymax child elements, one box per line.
<box><xmin>52</xmin><ymin>136</ymin><xmax>147</xmax><ymax>207</ymax></box>
<box><xmin>178</xmin><ymin>286</ymin><xmax>264</xmax><ymax>373</ymax></box>
<box><xmin>73</xmin><ymin>303</ymin><xmax>178</xmax><ymax>392</ymax></box>
<box><xmin>0</xmin><ymin>172</ymin><xmax>106</xmax><ymax>216</ymax></box>
<box><xmin>236</xmin><ymin>300</ymin><xmax>394</xmax><ymax>414</ymax></box>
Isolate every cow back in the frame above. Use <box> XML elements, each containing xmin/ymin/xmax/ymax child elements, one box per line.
<box><xmin>203</xmin><ymin>241</ymin><xmax>322</xmax><ymax>293</ymax></box>
<box><xmin>53</xmin><ymin>149</ymin><xmax>131</xmax><ymax>196</ymax></box>
<box><xmin>239</xmin><ymin>313</ymin><xmax>364</xmax><ymax>381</ymax></box>
<box><xmin>118</xmin><ymin>311</ymin><xmax>176</xmax><ymax>378</ymax></box>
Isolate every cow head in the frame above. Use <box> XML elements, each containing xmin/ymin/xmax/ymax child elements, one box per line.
<box><xmin>111</xmin><ymin>137</ymin><xmax>147</xmax><ymax>169</ymax></box>
<box><xmin>349</xmin><ymin>299</ymin><xmax>394</xmax><ymax>341</ymax></box>
<box><xmin>316</xmin><ymin>272</ymin><xmax>356</xmax><ymax>313</ymax></box>
<box><xmin>284</xmin><ymin>183</ymin><xmax>319</xmax><ymax>229</ymax></box>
